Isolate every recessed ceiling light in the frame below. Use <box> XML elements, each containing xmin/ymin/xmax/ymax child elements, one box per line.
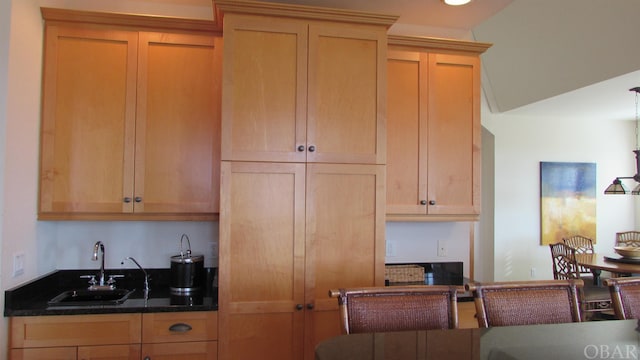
<box><xmin>443</xmin><ymin>0</ymin><xmax>472</xmax><ymax>5</ymax></box>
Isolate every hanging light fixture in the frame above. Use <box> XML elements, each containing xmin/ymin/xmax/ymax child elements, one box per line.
<box><xmin>604</xmin><ymin>87</ymin><xmax>640</xmax><ymax>194</ymax></box>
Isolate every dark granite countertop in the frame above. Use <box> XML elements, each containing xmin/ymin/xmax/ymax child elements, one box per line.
<box><xmin>4</xmin><ymin>268</ymin><xmax>218</xmax><ymax>316</ymax></box>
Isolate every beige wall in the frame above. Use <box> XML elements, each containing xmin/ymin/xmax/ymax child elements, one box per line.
<box><xmin>483</xmin><ymin>106</ymin><xmax>637</xmax><ymax>281</ymax></box>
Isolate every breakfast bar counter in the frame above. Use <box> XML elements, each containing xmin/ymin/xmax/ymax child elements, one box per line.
<box><xmin>315</xmin><ymin>319</ymin><xmax>640</xmax><ymax>360</ymax></box>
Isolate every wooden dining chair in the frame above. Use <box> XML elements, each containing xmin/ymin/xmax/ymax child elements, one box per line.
<box><xmin>328</xmin><ymin>286</ymin><xmax>458</xmax><ymax>334</ymax></box>
<box><xmin>549</xmin><ymin>242</ymin><xmax>612</xmax><ymax>319</ymax></box>
<box><xmin>616</xmin><ymin>231</ymin><xmax>640</xmax><ymax>247</ymax></box>
<box><xmin>562</xmin><ymin>235</ymin><xmax>595</xmax><ymax>278</ymax></box>
<box><xmin>464</xmin><ymin>279</ymin><xmax>583</xmax><ymax>327</ymax></box>
<box><xmin>603</xmin><ymin>277</ymin><xmax>640</xmax><ymax>319</ymax></box>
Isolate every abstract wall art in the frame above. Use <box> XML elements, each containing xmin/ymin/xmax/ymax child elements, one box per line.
<box><xmin>540</xmin><ymin>162</ymin><xmax>597</xmax><ymax>245</ymax></box>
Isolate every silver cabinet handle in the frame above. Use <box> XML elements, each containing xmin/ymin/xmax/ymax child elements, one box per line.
<box><xmin>169</xmin><ymin>322</ymin><xmax>192</xmax><ymax>332</ymax></box>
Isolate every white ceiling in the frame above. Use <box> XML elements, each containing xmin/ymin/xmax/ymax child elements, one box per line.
<box><xmin>204</xmin><ymin>0</ymin><xmax>640</xmax><ymax>119</ymax></box>
<box><xmin>252</xmin><ymin>0</ymin><xmax>513</xmax><ymax>30</ymax></box>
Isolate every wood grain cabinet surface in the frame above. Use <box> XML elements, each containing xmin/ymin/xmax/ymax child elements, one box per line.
<box><xmin>9</xmin><ymin>313</ymin><xmax>142</xmax><ymax>360</ymax></box>
<box><xmin>386</xmin><ymin>36</ymin><xmax>491</xmax><ymax>222</ymax></box>
<box><xmin>219</xmin><ymin>1</ymin><xmax>391</xmax><ymax>165</ymax></box>
<box><xmin>9</xmin><ymin>311</ymin><xmax>218</xmax><ymax>360</ymax></box>
<box><xmin>142</xmin><ymin>312</ymin><xmax>218</xmax><ymax>360</ymax></box>
<box><xmin>215</xmin><ymin>1</ymin><xmax>396</xmax><ymax>359</ymax></box>
<box><xmin>38</xmin><ymin>9</ymin><xmax>222</xmax><ymax>221</ymax></box>
<box><xmin>219</xmin><ymin>161</ymin><xmax>385</xmax><ymax>360</ymax></box>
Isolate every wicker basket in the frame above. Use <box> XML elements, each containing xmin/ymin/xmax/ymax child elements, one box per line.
<box><xmin>385</xmin><ymin>264</ymin><xmax>425</xmax><ymax>283</ymax></box>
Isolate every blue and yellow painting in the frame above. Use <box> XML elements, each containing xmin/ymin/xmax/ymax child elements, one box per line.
<box><xmin>540</xmin><ymin>162</ymin><xmax>597</xmax><ymax>245</ymax></box>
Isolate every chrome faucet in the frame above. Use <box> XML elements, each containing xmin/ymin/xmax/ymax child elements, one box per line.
<box><xmin>121</xmin><ymin>256</ymin><xmax>150</xmax><ymax>293</ymax></box>
<box><xmin>92</xmin><ymin>241</ymin><xmax>106</xmax><ymax>287</ymax></box>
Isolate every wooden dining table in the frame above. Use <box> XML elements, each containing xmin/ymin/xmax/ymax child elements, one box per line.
<box><xmin>575</xmin><ymin>253</ymin><xmax>640</xmax><ymax>285</ymax></box>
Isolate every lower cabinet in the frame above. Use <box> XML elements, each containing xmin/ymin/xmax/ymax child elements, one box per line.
<box><xmin>9</xmin><ymin>312</ymin><xmax>217</xmax><ymax>360</ymax></box>
<box><xmin>458</xmin><ymin>301</ymin><xmax>479</xmax><ymax>329</ymax></box>
<box><xmin>142</xmin><ymin>312</ymin><xmax>218</xmax><ymax>360</ymax></box>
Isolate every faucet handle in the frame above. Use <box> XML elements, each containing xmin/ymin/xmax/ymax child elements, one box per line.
<box><xmin>80</xmin><ymin>275</ymin><xmax>97</xmax><ymax>286</ymax></box>
<box><xmin>107</xmin><ymin>274</ymin><xmax>124</xmax><ymax>286</ymax></box>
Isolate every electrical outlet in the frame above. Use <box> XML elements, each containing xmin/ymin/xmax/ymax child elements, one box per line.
<box><xmin>386</xmin><ymin>240</ymin><xmax>396</xmax><ymax>257</ymax></box>
<box><xmin>13</xmin><ymin>252</ymin><xmax>25</xmax><ymax>277</ymax></box>
<box><xmin>437</xmin><ymin>240</ymin><xmax>447</xmax><ymax>257</ymax></box>
<box><xmin>530</xmin><ymin>267</ymin><xmax>536</xmax><ymax>278</ymax></box>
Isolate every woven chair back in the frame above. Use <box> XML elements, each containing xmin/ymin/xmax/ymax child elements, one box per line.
<box><xmin>465</xmin><ymin>279</ymin><xmax>583</xmax><ymax>327</ymax></box>
<box><xmin>604</xmin><ymin>277</ymin><xmax>640</xmax><ymax>320</ymax></box>
<box><xmin>329</xmin><ymin>286</ymin><xmax>458</xmax><ymax>334</ymax></box>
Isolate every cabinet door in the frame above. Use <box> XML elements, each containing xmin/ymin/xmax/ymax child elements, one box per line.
<box><xmin>427</xmin><ymin>53</ymin><xmax>481</xmax><ymax>215</ymax></box>
<box><xmin>307</xmin><ymin>23</ymin><xmax>387</xmax><ymax>165</ymax></box>
<box><xmin>77</xmin><ymin>345</ymin><xmax>141</xmax><ymax>360</ymax></box>
<box><xmin>221</xmin><ymin>14</ymin><xmax>308</xmax><ymax>163</ymax></box>
<box><xmin>141</xmin><ymin>342</ymin><xmax>217</xmax><ymax>360</ymax></box>
<box><xmin>386</xmin><ymin>50</ymin><xmax>429</xmax><ymax>215</ymax></box>
<box><xmin>387</xmin><ymin>49</ymin><xmax>481</xmax><ymax>219</ymax></box>
<box><xmin>219</xmin><ymin>161</ymin><xmax>306</xmax><ymax>360</ymax></box>
<box><xmin>10</xmin><ymin>314</ymin><xmax>141</xmax><ymax>348</ymax></box>
<box><xmin>135</xmin><ymin>32</ymin><xmax>221</xmax><ymax>215</ymax></box>
<box><xmin>39</xmin><ymin>25</ymin><xmax>138</xmax><ymax>215</ymax></box>
<box><xmin>304</xmin><ymin>163</ymin><xmax>386</xmax><ymax>360</ymax></box>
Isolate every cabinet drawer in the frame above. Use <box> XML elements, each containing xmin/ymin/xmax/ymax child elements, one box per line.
<box><xmin>10</xmin><ymin>314</ymin><xmax>142</xmax><ymax>348</ymax></box>
<box><xmin>78</xmin><ymin>344</ymin><xmax>141</xmax><ymax>360</ymax></box>
<box><xmin>142</xmin><ymin>311</ymin><xmax>217</xmax><ymax>343</ymax></box>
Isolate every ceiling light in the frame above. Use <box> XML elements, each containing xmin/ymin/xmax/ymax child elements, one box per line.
<box><xmin>604</xmin><ymin>87</ymin><xmax>640</xmax><ymax>194</ymax></box>
<box><xmin>443</xmin><ymin>0</ymin><xmax>472</xmax><ymax>5</ymax></box>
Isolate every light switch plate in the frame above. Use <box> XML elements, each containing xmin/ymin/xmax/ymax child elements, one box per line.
<box><xmin>13</xmin><ymin>252</ymin><xmax>25</xmax><ymax>277</ymax></box>
<box><xmin>437</xmin><ymin>240</ymin><xmax>447</xmax><ymax>257</ymax></box>
<box><xmin>386</xmin><ymin>240</ymin><xmax>396</xmax><ymax>257</ymax></box>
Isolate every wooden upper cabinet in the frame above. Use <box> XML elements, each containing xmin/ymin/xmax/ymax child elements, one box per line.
<box><xmin>306</xmin><ymin>24</ymin><xmax>386</xmax><ymax>164</ymax></box>
<box><xmin>386</xmin><ymin>36</ymin><xmax>491</xmax><ymax>221</ymax></box>
<box><xmin>220</xmin><ymin>2</ymin><xmax>392</xmax><ymax>164</ymax></box>
<box><xmin>38</xmin><ymin>9</ymin><xmax>221</xmax><ymax>220</ymax></box>
<box><xmin>135</xmin><ymin>32</ymin><xmax>221</xmax><ymax>215</ymax></box>
<box><xmin>221</xmin><ymin>15</ymin><xmax>307</xmax><ymax>163</ymax></box>
<box><xmin>427</xmin><ymin>53</ymin><xmax>481</xmax><ymax>217</ymax></box>
<box><xmin>387</xmin><ymin>50</ymin><xmax>428</xmax><ymax>217</ymax></box>
<box><xmin>39</xmin><ymin>25</ymin><xmax>138</xmax><ymax>216</ymax></box>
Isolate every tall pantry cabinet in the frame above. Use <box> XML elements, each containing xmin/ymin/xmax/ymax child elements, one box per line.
<box><xmin>215</xmin><ymin>1</ymin><xmax>396</xmax><ymax>359</ymax></box>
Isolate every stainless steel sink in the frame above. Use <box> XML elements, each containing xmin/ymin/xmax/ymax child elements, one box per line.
<box><xmin>47</xmin><ymin>288</ymin><xmax>134</xmax><ymax>306</ymax></box>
